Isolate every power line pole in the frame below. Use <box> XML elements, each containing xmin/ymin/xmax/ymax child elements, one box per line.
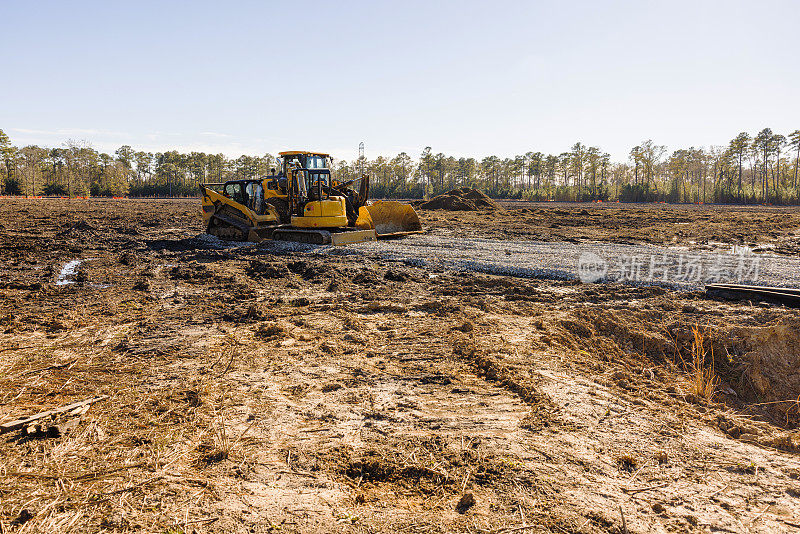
<box><xmin>358</xmin><ymin>141</ymin><xmax>364</xmax><ymax>178</ymax></box>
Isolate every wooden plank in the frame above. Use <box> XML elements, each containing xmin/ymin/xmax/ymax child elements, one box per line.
<box><xmin>706</xmin><ymin>283</ymin><xmax>800</xmax><ymax>295</ymax></box>
<box><xmin>0</xmin><ymin>395</ymin><xmax>109</xmax><ymax>434</ymax></box>
<box><xmin>706</xmin><ymin>284</ymin><xmax>800</xmax><ymax>307</ymax></box>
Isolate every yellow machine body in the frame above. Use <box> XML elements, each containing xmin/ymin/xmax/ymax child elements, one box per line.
<box><xmin>201</xmin><ymin>150</ymin><xmax>423</xmax><ymax>244</ymax></box>
<box><xmin>201</xmin><ymin>186</ymin><xmax>279</xmax><ymax>241</ymax></box>
<box><xmin>330</xmin><ymin>229</ymin><xmax>378</xmax><ymax>245</ymax></box>
<box><xmin>291</xmin><ymin>198</ymin><xmax>349</xmax><ymax>228</ymax></box>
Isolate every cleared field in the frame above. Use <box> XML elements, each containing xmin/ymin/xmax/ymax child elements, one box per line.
<box><xmin>1</xmin><ymin>198</ymin><xmax>800</xmax><ymax>533</ymax></box>
<box><xmin>426</xmin><ymin>201</ymin><xmax>800</xmax><ymax>255</ymax></box>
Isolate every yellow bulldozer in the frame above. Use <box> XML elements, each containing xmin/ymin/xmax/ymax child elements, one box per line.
<box><xmin>200</xmin><ymin>150</ymin><xmax>422</xmax><ymax>245</ymax></box>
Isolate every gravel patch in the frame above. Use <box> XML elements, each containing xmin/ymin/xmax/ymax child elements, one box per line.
<box><xmin>348</xmin><ymin>235</ymin><xmax>800</xmax><ymax>291</ymax></box>
<box><xmin>241</xmin><ymin>233</ymin><xmax>800</xmax><ymax>291</ymax></box>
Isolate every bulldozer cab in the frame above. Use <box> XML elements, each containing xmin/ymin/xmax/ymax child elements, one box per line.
<box><xmin>278</xmin><ymin>152</ymin><xmax>329</xmax><ymax>170</ymax></box>
<box><xmin>286</xmin><ymin>166</ymin><xmax>345</xmax><ymax>222</ymax></box>
<box><xmin>274</xmin><ymin>152</ymin><xmax>347</xmax><ymax>228</ymax></box>
<box><xmin>290</xmin><ymin>168</ymin><xmax>331</xmax><ymax>201</ymax></box>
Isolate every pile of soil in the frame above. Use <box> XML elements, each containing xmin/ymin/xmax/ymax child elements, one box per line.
<box><xmin>732</xmin><ymin>319</ymin><xmax>800</xmax><ymax>425</ymax></box>
<box><xmin>550</xmin><ymin>302</ymin><xmax>800</xmax><ymax>429</ymax></box>
<box><xmin>418</xmin><ymin>188</ymin><xmax>502</xmax><ymax>211</ymax></box>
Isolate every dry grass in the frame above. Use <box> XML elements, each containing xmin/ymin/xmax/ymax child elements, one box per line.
<box><xmin>0</xmin><ymin>324</ymin><xmax>236</xmax><ymax>533</ymax></box>
<box><xmin>685</xmin><ymin>325</ymin><xmax>719</xmax><ymax>402</ymax></box>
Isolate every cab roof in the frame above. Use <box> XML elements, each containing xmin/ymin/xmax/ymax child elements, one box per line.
<box><xmin>278</xmin><ymin>150</ymin><xmax>330</xmax><ymax>157</ymax></box>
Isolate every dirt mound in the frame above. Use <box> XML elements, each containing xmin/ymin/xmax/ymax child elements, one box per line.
<box><xmin>418</xmin><ymin>188</ymin><xmax>502</xmax><ymax>211</ymax></box>
<box><xmin>57</xmin><ymin>220</ymin><xmax>97</xmax><ymax>236</ymax></box>
<box><xmin>731</xmin><ymin>319</ymin><xmax>800</xmax><ymax>425</ymax></box>
<box><xmin>543</xmin><ymin>304</ymin><xmax>800</xmax><ymax>428</ymax></box>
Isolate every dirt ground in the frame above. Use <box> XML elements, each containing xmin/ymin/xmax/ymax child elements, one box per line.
<box><xmin>422</xmin><ymin>201</ymin><xmax>800</xmax><ymax>255</ymax></box>
<box><xmin>1</xmin><ymin>198</ymin><xmax>800</xmax><ymax>533</ymax></box>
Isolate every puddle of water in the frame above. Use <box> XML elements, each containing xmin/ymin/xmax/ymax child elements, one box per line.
<box><xmin>55</xmin><ymin>258</ymin><xmax>110</xmax><ymax>288</ymax></box>
<box><xmin>56</xmin><ymin>259</ymin><xmax>82</xmax><ymax>286</ymax></box>
<box><xmin>54</xmin><ymin>259</ymin><xmax>110</xmax><ymax>288</ymax></box>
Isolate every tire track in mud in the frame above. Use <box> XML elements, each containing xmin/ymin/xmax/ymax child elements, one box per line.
<box><xmin>451</xmin><ymin>336</ymin><xmax>558</xmax><ymax>433</ymax></box>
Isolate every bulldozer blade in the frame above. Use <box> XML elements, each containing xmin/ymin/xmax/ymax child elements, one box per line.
<box><xmin>271</xmin><ymin>228</ymin><xmax>377</xmax><ymax>246</ymax></box>
<box><xmin>363</xmin><ymin>201</ymin><xmax>423</xmax><ymax>237</ymax></box>
<box><xmin>354</xmin><ymin>206</ymin><xmax>374</xmax><ymax>230</ymax></box>
<box><xmin>330</xmin><ymin>229</ymin><xmax>378</xmax><ymax>246</ymax></box>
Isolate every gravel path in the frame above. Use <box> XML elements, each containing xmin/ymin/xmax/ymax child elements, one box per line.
<box><xmin>340</xmin><ymin>235</ymin><xmax>800</xmax><ymax>291</ymax></box>
<box><xmin>241</xmin><ymin>233</ymin><xmax>800</xmax><ymax>291</ymax></box>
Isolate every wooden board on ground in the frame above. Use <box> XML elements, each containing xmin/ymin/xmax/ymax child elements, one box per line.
<box><xmin>0</xmin><ymin>395</ymin><xmax>109</xmax><ymax>434</ymax></box>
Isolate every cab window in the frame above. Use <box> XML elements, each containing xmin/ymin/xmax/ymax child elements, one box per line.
<box><xmin>309</xmin><ymin>172</ymin><xmax>329</xmax><ymax>187</ymax></box>
<box><xmin>306</xmin><ymin>156</ymin><xmax>326</xmax><ymax>169</ymax></box>
<box><xmin>225</xmin><ymin>183</ymin><xmax>242</xmax><ymax>198</ymax></box>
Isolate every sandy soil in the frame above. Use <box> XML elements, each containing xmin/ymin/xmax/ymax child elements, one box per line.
<box><xmin>1</xmin><ymin>198</ymin><xmax>800</xmax><ymax>533</ymax></box>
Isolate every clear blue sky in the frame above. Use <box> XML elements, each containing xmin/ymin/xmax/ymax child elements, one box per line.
<box><xmin>1</xmin><ymin>0</ymin><xmax>797</xmax><ymax>162</ymax></box>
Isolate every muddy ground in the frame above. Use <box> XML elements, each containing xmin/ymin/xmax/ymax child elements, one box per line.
<box><xmin>426</xmin><ymin>201</ymin><xmax>800</xmax><ymax>255</ymax></box>
<box><xmin>1</xmin><ymin>198</ymin><xmax>800</xmax><ymax>533</ymax></box>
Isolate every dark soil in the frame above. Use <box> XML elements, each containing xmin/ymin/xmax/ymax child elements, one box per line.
<box><xmin>418</xmin><ymin>188</ymin><xmax>503</xmax><ymax>211</ymax></box>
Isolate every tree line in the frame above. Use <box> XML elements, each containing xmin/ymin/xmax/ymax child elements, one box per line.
<box><xmin>1</xmin><ymin>128</ymin><xmax>799</xmax><ymax>203</ymax></box>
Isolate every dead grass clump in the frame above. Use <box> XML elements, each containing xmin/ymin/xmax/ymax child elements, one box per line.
<box><xmin>196</xmin><ymin>439</ymin><xmax>229</xmax><ymax>465</ymax></box>
<box><xmin>453</xmin><ymin>320</ymin><xmax>474</xmax><ymax>333</ymax></box>
<box><xmin>196</xmin><ymin>419</ymin><xmax>231</xmax><ymax>466</ymax></box>
<box><xmin>246</xmin><ymin>259</ymin><xmax>288</xmax><ymax>279</ymax></box>
<box><xmin>222</xmin><ymin>303</ymin><xmax>266</xmax><ymax>323</ymax></box>
<box><xmin>615</xmin><ymin>453</ymin><xmax>638</xmax><ymax>472</ymax></box>
<box><xmin>255</xmin><ymin>322</ymin><xmax>285</xmax><ymax>339</ymax></box>
<box><xmin>195</xmin><ymin>415</ymin><xmax>255</xmax><ymax>467</ymax></box>
<box><xmin>684</xmin><ymin>326</ymin><xmax>719</xmax><ymax>402</ymax></box>
<box><xmin>142</xmin><ymin>391</ymin><xmax>200</xmax><ymax>425</ymax></box>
